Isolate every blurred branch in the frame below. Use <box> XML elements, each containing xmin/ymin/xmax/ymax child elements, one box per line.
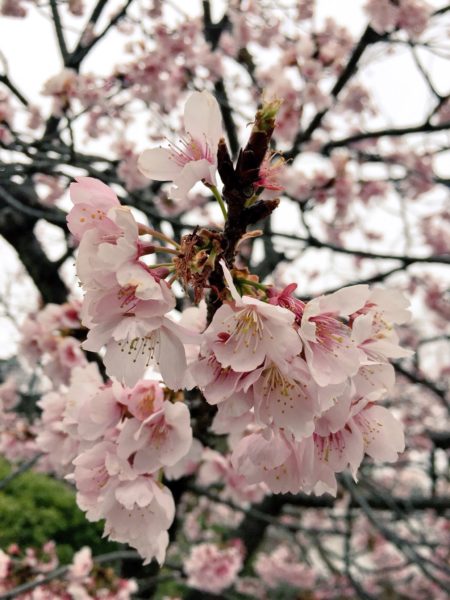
<box><xmin>269</xmin><ymin>231</ymin><xmax>450</xmax><ymax>265</ymax></box>
<box><xmin>49</xmin><ymin>0</ymin><xmax>70</xmax><ymax>65</ymax></box>
<box><xmin>67</xmin><ymin>0</ymin><xmax>136</xmax><ymax>70</ymax></box>
<box><xmin>0</xmin><ymin>183</ymin><xmax>69</xmax><ymax>304</ymax></box>
<box><xmin>0</xmin><ymin>453</ymin><xmax>43</xmax><ymax>491</ymax></box>
<box><xmin>69</xmin><ymin>0</ymin><xmax>110</xmax><ymax>67</ymax></box>
<box><xmin>287</xmin><ymin>26</ymin><xmax>383</xmax><ymax>158</ymax></box>
<box><xmin>0</xmin><ymin>74</ymin><xmax>29</xmax><ymax>107</ymax></box>
<box><xmin>0</xmin><ymin>550</ymin><xmax>144</xmax><ymax>599</ymax></box>
<box><xmin>322</xmin><ymin>120</ymin><xmax>450</xmax><ymax>154</ymax></box>
<box><xmin>395</xmin><ymin>363</ymin><xmax>449</xmax><ymax>410</ymax></box>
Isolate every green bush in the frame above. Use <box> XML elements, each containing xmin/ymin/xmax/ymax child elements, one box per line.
<box><xmin>0</xmin><ymin>459</ymin><xmax>118</xmax><ymax>563</ymax></box>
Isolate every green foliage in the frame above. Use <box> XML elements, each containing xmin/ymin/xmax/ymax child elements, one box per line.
<box><xmin>0</xmin><ymin>459</ymin><xmax>118</xmax><ymax>563</ymax></box>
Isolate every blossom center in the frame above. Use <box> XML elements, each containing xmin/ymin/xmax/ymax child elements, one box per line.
<box><xmin>169</xmin><ymin>134</ymin><xmax>213</xmax><ymax>167</ymax></box>
<box><xmin>117</xmin><ymin>333</ymin><xmax>160</xmax><ymax>366</ymax></box>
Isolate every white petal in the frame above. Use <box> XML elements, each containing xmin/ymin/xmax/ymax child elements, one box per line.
<box><xmin>170</xmin><ymin>159</ymin><xmax>214</xmax><ymax>199</ymax></box>
<box><xmin>184</xmin><ymin>90</ymin><xmax>223</xmax><ymax>149</ymax></box>
<box><xmin>138</xmin><ymin>147</ymin><xmax>181</xmax><ymax>181</ymax></box>
<box><xmin>220</xmin><ymin>259</ymin><xmax>242</xmax><ymax>303</ymax></box>
<box><xmin>159</xmin><ymin>327</ymin><xmax>188</xmax><ymax>390</ymax></box>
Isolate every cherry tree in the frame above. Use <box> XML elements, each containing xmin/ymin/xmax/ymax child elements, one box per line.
<box><xmin>0</xmin><ymin>0</ymin><xmax>449</xmax><ymax>598</ymax></box>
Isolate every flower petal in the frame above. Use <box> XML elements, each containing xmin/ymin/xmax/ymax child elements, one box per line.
<box><xmin>170</xmin><ymin>159</ymin><xmax>215</xmax><ymax>199</ymax></box>
<box><xmin>184</xmin><ymin>90</ymin><xmax>223</xmax><ymax>150</ymax></box>
<box><xmin>138</xmin><ymin>147</ymin><xmax>181</xmax><ymax>181</ymax></box>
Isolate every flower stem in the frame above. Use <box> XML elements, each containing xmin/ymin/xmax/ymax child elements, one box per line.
<box><xmin>152</xmin><ymin>245</ymin><xmax>179</xmax><ymax>255</ymax></box>
<box><xmin>210</xmin><ymin>185</ymin><xmax>228</xmax><ymax>220</ymax></box>
<box><xmin>146</xmin><ymin>263</ymin><xmax>174</xmax><ymax>269</ymax></box>
<box><xmin>236</xmin><ymin>278</ymin><xmax>268</xmax><ymax>292</ymax></box>
<box><xmin>138</xmin><ymin>224</ymin><xmax>180</xmax><ymax>248</ymax></box>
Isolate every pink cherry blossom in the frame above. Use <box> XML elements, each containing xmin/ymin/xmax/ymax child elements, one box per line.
<box><xmin>68</xmin><ymin>547</ymin><xmax>93</xmax><ymax>581</ymax></box>
<box><xmin>184</xmin><ymin>542</ymin><xmax>243</xmax><ymax>594</ymax></box>
<box><xmin>36</xmin><ymin>390</ymin><xmax>79</xmax><ymax>471</ymax></box>
<box><xmin>117</xmin><ymin>400</ymin><xmax>192</xmax><ymax>474</ymax></box>
<box><xmin>138</xmin><ymin>90</ymin><xmax>223</xmax><ymax>199</ymax></box>
<box><xmin>203</xmin><ymin>261</ymin><xmax>302</xmax><ymax>372</ymax></box>
<box><xmin>84</xmin><ymin>313</ymin><xmax>193</xmax><ymax>389</ymax></box>
<box><xmin>255</xmin><ymin>544</ymin><xmax>316</xmax><ymax>590</ymax></box>
<box><xmin>104</xmin><ymin>477</ymin><xmax>175</xmax><ymax>565</ymax></box>
<box><xmin>298</xmin><ymin>285</ymin><xmax>369</xmax><ymax>386</ymax></box>
<box><xmin>72</xmin><ymin>439</ymin><xmax>175</xmax><ymax>565</ymax></box>
<box><xmin>365</xmin><ymin>0</ymin><xmax>399</xmax><ymax>34</ymax></box>
<box><xmin>67</xmin><ymin>177</ymin><xmax>121</xmax><ymax>242</ymax></box>
<box><xmin>232</xmin><ymin>428</ymin><xmax>303</xmax><ymax>494</ymax></box>
<box><xmin>397</xmin><ymin>0</ymin><xmax>431</xmax><ymax>38</ymax></box>
<box><xmin>351</xmin><ymin>288</ymin><xmax>413</xmax><ymax>362</ymax></box>
<box><xmin>198</xmin><ymin>448</ymin><xmax>267</xmax><ymax>504</ymax></box>
<box><xmin>250</xmin><ymin>358</ymin><xmax>322</xmax><ymax>440</ymax></box>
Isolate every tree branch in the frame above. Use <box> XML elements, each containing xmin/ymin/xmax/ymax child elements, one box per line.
<box><xmin>287</xmin><ymin>26</ymin><xmax>383</xmax><ymax>158</ymax></box>
<box><xmin>49</xmin><ymin>0</ymin><xmax>70</xmax><ymax>66</ymax></box>
<box><xmin>322</xmin><ymin>120</ymin><xmax>450</xmax><ymax>154</ymax></box>
<box><xmin>67</xmin><ymin>0</ymin><xmax>136</xmax><ymax>70</ymax></box>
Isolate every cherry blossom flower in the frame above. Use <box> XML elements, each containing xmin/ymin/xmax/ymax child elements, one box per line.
<box><xmin>117</xmin><ymin>398</ymin><xmax>192</xmax><ymax>474</ymax></box>
<box><xmin>84</xmin><ymin>313</ymin><xmax>194</xmax><ymax>389</ymax></box>
<box><xmin>104</xmin><ymin>476</ymin><xmax>175</xmax><ymax>565</ymax></box>
<box><xmin>184</xmin><ymin>542</ymin><xmax>243</xmax><ymax>594</ymax></box>
<box><xmin>36</xmin><ymin>390</ymin><xmax>79</xmax><ymax>471</ymax></box>
<box><xmin>255</xmin><ymin>545</ymin><xmax>316</xmax><ymax>590</ymax></box>
<box><xmin>232</xmin><ymin>427</ymin><xmax>303</xmax><ymax>494</ymax></box>
<box><xmin>68</xmin><ymin>547</ymin><xmax>93</xmax><ymax>581</ymax></box>
<box><xmin>351</xmin><ymin>288</ymin><xmax>413</xmax><ymax>362</ymax></box>
<box><xmin>67</xmin><ymin>177</ymin><xmax>121</xmax><ymax>243</ymax></box>
<box><xmin>72</xmin><ymin>440</ymin><xmax>175</xmax><ymax>565</ymax></box>
<box><xmin>310</xmin><ymin>400</ymin><xmax>405</xmax><ymax>495</ymax></box>
<box><xmin>138</xmin><ymin>90</ymin><xmax>223</xmax><ymax>199</ymax></box>
<box><xmin>198</xmin><ymin>448</ymin><xmax>267</xmax><ymax>504</ymax></box>
<box><xmin>365</xmin><ymin>0</ymin><xmax>399</xmax><ymax>33</ymax></box>
<box><xmin>298</xmin><ymin>285</ymin><xmax>369</xmax><ymax>386</ymax></box>
<box><xmin>202</xmin><ymin>261</ymin><xmax>302</xmax><ymax>372</ymax></box>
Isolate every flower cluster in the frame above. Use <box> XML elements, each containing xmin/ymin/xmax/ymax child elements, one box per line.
<box><xmin>183</xmin><ymin>542</ymin><xmax>244</xmax><ymax>594</ymax></box>
<box><xmin>0</xmin><ymin>543</ymin><xmax>137</xmax><ymax>599</ymax></box>
<box><xmin>365</xmin><ymin>0</ymin><xmax>431</xmax><ymax>38</ymax></box>
<box><xmin>67</xmin><ymin>176</ymin><xmax>195</xmax><ymax>390</ymax></box>
<box><xmin>20</xmin><ymin>300</ymin><xmax>87</xmax><ymax>386</ymax></box>
<box><xmin>60</xmin><ymin>91</ymin><xmax>412</xmax><ymax>567</ymax></box>
<box><xmin>192</xmin><ymin>264</ymin><xmax>410</xmax><ymax>495</ymax></box>
<box><xmin>0</xmin><ymin>376</ymin><xmax>38</xmax><ymax>465</ymax></box>
<box><xmin>36</xmin><ymin>363</ymin><xmax>192</xmax><ymax>564</ymax></box>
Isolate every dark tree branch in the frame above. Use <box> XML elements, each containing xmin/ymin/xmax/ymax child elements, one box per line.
<box><xmin>0</xmin><ymin>453</ymin><xmax>43</xmax><ymax>491</ymax></box>
<box><xmin>287</xmin><ymin>26</ymin><xmax>383</xmax><ymax>158</ymax></box>
<box><xmin>49</xmin><ymin>0</ymin><xmax>70</xmax><ymax>65</ymax></box>
<box><xmin>0</xmin><ymin>184</ymin><xmax>68</xmax><ymax>304</ymax></box>
<box><xmin>395</xmin><ymin>363</ymin><xmax>449</xmax><ymax>410</ymax></box>
<box><xmin>69</xmin><ymin>0</ymin><xmax>110</xmax><ymax>68</ymax></box>
<box><xmin>0</xmin><ymin>74</ymin><xmax>29</xmax><ymax>107</ymax></box>
<box><xmin>67</xmin><ymin>0</ymin><xmax>136</xmax><ymax>70</ymax></box>
<box><xmin>322</xmin><ymin>120</ymin><xmax>450</xmax><ymax>154</ymax></box>
<box><xmin>269</xmin><ymin>231</ymin><xmax>450</xmax><ymax>265</ymax></box>
<box><xmin>202</xmin><ymin>1</ymin><xmax>239</xmax><ymax>157</ymax></box>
